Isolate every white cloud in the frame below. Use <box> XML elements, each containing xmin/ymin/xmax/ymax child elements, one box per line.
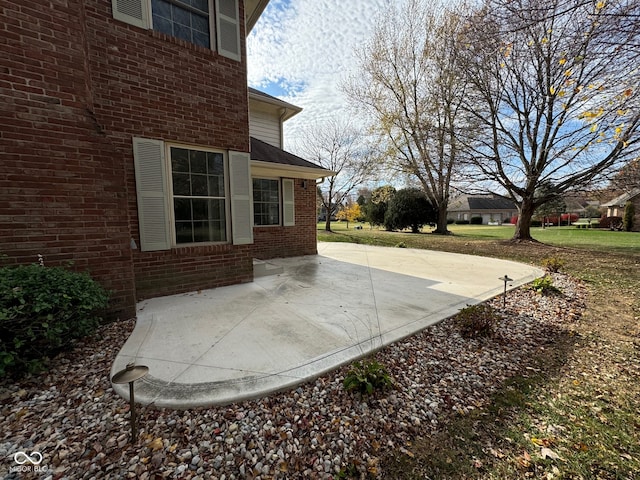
<box><xmin>247</xmin><ymin>0</ymin><xmax>393</xmax><ymax>150</ymax></box>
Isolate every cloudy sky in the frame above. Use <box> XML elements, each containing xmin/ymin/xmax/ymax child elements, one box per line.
<box><xmin>247</xmin><ymin>0</ymin><xmax>393</xmax><ymax>150</ymax></box>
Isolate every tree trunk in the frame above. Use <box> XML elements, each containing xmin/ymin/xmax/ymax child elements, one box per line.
<box><xmin>432</xmin><ymin>205</ymin><xmax>450</xmax><ymax>235</ymax></box>
<box><xmin>512</xmin><ymin>198</ymin><xmax>535</xmax><ymax>241</ymax></box>
<box><xmin>325</xmin><ymin>215</ymin><xmax>331</xmax><ymax>231</ymax></box>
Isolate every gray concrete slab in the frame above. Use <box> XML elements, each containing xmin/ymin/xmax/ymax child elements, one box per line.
<box><xmin>111</xmin><ymin>242</ymin><xmax>543</xmax><ymax>408</ymax></box>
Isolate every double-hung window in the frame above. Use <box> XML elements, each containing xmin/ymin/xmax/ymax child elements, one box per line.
<box><xmin>132</xmin><ymin>137</ymin><xmax>252</xmax><ymax>251</ymax></box>
<box><xmin>253</xmin><ymin>178</ymin><xmax>280</xmax><ymax>226</ymax></box>
<box><xmin>251</xmin><ymin>177</ymin><xmax>295</xmax><ymax>227</ymax></box>
<box><xmin>112</xmin><ymin>0</ymin><xmax>241</xmax><ymax>60</ymax></box>
<box><xmin>170</xmin><ymin>146</ymin><xmax>227</xmax><ymax>243</ymax></box>
<box><xmin>151</xmin><ymin>0</ymin><xmax>211</xmax><ymax>48</ymax></box>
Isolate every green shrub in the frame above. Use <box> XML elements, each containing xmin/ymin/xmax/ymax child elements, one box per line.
<box><xmin>541</xmin><ymin>256</ymin><xmax>565</xmax><ymax>273</ymax></box>
<box><xmin>529</xmin><ymin>275</ymin><xmax>560</xmax><ymax>295</ymax></box>
<box><xmin>455</xmin><ymin>219</ymin><xmax>470</xmax><ymax>225</ymax></box>
<box><xmin>0</xmin><ymin>263</ymin><xmax>109</xmax><ymax>377</ymax></box>
<box><xmin>470</xmin><ymin>216</ymin><xmax>483</xmax><ymax>225</ymax></box>
<box><xmin>623</xmin><ymin>201</ymin><xmax>635</xmax><ymax>232</ymax></box>
<box><xmin>343</xmin><ymin>359</ymin><xmax>393</xmax><ymax>395</ymax></box>
<box><xmin>456</xmin><ymin>303</ymin><xmax>499</xmax><ymax>339</ymax></box>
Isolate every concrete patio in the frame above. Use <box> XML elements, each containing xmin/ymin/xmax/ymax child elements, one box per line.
<box><xmin>111</xmin><ymin>242</ymin><xmax>543</xmax><ymax>408</ymax></box>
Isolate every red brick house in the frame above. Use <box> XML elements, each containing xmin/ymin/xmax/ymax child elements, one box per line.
<box><xmin>0</xmin><ymin>0</ymin><xmax>331</xmax><ymax>319</ymax></box>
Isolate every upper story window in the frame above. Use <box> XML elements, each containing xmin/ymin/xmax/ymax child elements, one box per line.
<box><xmin>151</xmin><ymin>0</ymin><xmax>211</xmax><ymax>48</ymax></box>
<box><xmin>112</xmin><ymin>0</ymin><xmax>241</xmax><ymax>60</ymax></box>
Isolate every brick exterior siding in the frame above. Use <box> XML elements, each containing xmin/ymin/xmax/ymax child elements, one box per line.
<box><xmin>2</xmin><ymin>0</ymin><xmax>322</xmax><ymax>318</ymax></box>
<box><xmin>1</xmin><ymin>1</ymin><xmax>137</xmax><ymax>319</ymax></box>
<box><xmin>253</xmin><ymin>179</ymin><xmax>318</xmax><ymax>259</ymax></box>
<box><xmin>1</xmin><ymin>0</ymin><xmax>256</xmax><ymax>318</ymax></box>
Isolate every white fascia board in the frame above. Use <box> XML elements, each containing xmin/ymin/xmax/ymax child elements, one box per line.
<box><xmin>248</xmin><ymin>91</ymin><xmax>302</xmax><ymax>121</ymax></box>
<box><xmin>251</xmin><ymin>160</ymin><xmax>335</xmax><ymax>179</ymax></box>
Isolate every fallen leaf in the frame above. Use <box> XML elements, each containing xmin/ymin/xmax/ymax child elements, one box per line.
<box><xmin>147</xmin><ymin>437</ymin><xmax>163</xmax><ymax>451</ymax></box>
<box><xmin>540</xmin><ymin>447</ymin><xmax>562</xmax><ymax>461</ymax></box>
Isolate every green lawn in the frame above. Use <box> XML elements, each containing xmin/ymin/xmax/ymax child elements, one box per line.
<box><xmin>317</xmin><ymin>221</ymin><xmax>640</xmax><ymax>479</ymax></box>
<box><xmin>318</xmin><ymin>222</ymin><xmax>639</xmax><ymax>255</ymax></box>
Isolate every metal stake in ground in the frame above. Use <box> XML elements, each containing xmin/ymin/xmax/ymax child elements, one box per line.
<box><xmin>111</xmin><ymin>363</ymin><xmax>149</xmax><ymax>443</ymax></box>
<box><xmin>499</xmin><ymin>275</ymin><xmax>513</xmax><ymax>308</ymax></box>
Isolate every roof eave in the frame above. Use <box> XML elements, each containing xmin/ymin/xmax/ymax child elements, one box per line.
<box><xmin>248</xmin><ymin>89</ymin><xmax>302</xmax><ymax>121</ymax></box>
<box><xmin>251</xmin><ymin>160</ymin><xmax>335</xmax><ymax>180</ymax></box>
<box><xmin>245</xmin><ymin>0</ymin><xmax>271</xmax><ymax>34</ymax></box>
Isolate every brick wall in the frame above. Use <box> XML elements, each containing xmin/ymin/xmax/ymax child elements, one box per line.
<box><xmin>1</xmin><ymin>0</ymin><xmax>253</xmax><ymax>316</ymax></box>
<box><xmin>0</xmin><ymin>0</ymin><xmax>136</xmax><ymax>319</ymax></box>
<box><xmin>253</xmin><ymin>179</ymin><xmax>318</xmax><ymax>259</ymax></box>
<box><xmin>84</xmin><ymin>0</ymin><xmax>254</xmax><ymax>300</ymax></box>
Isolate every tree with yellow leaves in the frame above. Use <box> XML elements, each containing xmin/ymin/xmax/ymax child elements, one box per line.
<box><xmin>336</xmin><ymin>203</ymin><xmax>363</xmax><ymax>229</ymax></box>
<box><xmin>460</xmin><ymin>0</ymin><xmax>640</xmax><ymax>241</ymax></box>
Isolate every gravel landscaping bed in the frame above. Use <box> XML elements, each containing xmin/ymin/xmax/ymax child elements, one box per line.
<box><xmin>1</xmin><ymin>273</ymin><xmax>586</xmax><ymax>480</ymax></box>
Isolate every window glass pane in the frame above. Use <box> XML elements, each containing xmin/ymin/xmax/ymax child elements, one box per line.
<box><xmin>191</xmin><ymin>174</ymin><xmax>208</xmax><ymax>196</ymax></box>
<box><xmin>152</xmin><ymin>0</ymin><xmax>172</xmax><ymax>19</ymax></box>
<box><xmin>174</xmin><ymin>198</ymin><xmax>192</xmax><ymax>221</ymax></box>
<box><xmin>171</xmin><ymin>148</ymin><xmax>189</xmax><ymax>172</ymax></box>
<box><xmin>171</xmin><ymin>147</ymin><xmax>226</xmax><ymax>244</ymax></box>
<box><xmin>174</xmin><ymin>22</ymin><xmax>191</xmax><ymax>42</ymax></box>
<box><xmin>207</xmin><ymin>152</ymin><xmax>224</xmax><ymax>174</ymax></box>
<box><xmin>172</xmin><ymin>4</ymin><xmax>191</xmax><ymax>26</ymax></box>
<box><xmin>153</xmin><ymin>15</ymin><xmax>173</xmax><ymax>36</ymax></box>
<box><xmin>172</xmin><ymin>173</ymin><xmax>191</xmax><ymax>196</ymax></box>
<box><xmin>192</xmin><ymin>198</ymin><xmax>208</xmax><ymax>220</ymax></box>
<box><xmin>268</xmin><ymin>204</ymin><xmax>279</xmax><ymax>225</ymax></box>
<box><xmin>175</xmin><ymin>222</ymin><xmax>193</xmax><ymax>243</ymax></box>
<box><xmin>190</xmin><ymin>150</ymin><xmax>207</xmax><ymax>173</ymax></box>
<box><xmin>193</xmin><ymin>31</ymin><xmax>209</xmax><ymax>48</ymax></box>
<box><xmin>208</xmin><ymin>175</ymin><xmax>223</xmax><ymax>197</ymax></box>
<box><xmin>192</xmin><ymin>221</ymin><xmax>210</xmax><ymax>243</ymax></box>
<box><xmin>192</xmin><ymin>13</ymin><xmax>209</xmax><ymax>33</ymax></box>
<box><xmin>190</xmin><ymin>0</ymin><xmax>208</xmax><ymax>12</ymax></box>
<box><xmin>209</xmin><ymin>199</ymin><xmax>225</xmax><ymax>221</ymax></box>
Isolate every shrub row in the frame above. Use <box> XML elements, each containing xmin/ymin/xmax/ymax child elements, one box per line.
<box><xmin>0</xmin><ymin>263</ymin><xmax>109</xmax><ymax>377</ymax></box>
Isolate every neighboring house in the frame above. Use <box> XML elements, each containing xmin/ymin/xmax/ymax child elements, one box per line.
<box><xmin>602</xmin><ymin>188</ymin><xmax>640</xmax><ymax>231</ymax></box>
<box><xmin>447</xmin><ymin>195</ymin><xmax>518</xmax><ymax>224</ymax></box>
<box><xmin>0</xmin><ymin>0</ymin><xmax>331</xmax><ymax>319</ymax></box>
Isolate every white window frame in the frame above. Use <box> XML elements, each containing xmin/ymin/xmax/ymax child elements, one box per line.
<box><xmin>166</xmin><ymin>142</ymin><xmax>231</xmax><ymax>246</ymax></box>
<box><xmin>112</xmin><ymin>0</ymin><xmax>241</xmax><ymax>61</ymax></box>
<box><xmin>133</xmin><ymin>137</ymin><xmax>252</xmax><ymax>250</ymax></box>
<box><xmin>252</xmin><ymin>177</ymin><xmax>282</xmax><ymax>227</ymax></box>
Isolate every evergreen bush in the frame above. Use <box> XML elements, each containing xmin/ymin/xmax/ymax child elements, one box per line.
<box><xmin>0</xmin><ymin>262</ymin><xmax>109</xmax><ymax>377</ymax></box>
<box><xmin>623</xmin><ymin>201</ymin><xmax>635</xmax><ymax>232</ymax></box>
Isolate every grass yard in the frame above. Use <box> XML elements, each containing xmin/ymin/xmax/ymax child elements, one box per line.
<box><xmin>319</xmin><ymin>222</ymin><xmax>640</xmax><ymax>479</ymax></box>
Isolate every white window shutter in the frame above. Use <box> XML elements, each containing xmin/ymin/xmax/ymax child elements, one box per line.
<box><xmin>112</xmin><ymin>0</ymin><xmax>150</xmax><ymax>29</ymax></box>
<box><xmin>229</xmin><ymin>151</ymin><xmax>253</xmax><ymax>245</ymax></box>
<box><xmin>216</xmin><ymin>0</ymin><xmax>241</xmax><ymax>61</ymax></box>
<box><xmin>132</xmin><ymin>137</ymin><xmax>171</xmax><ymax>251</ymax></box>
<box><xmin>283</xmin><ymin>179</ymin><xmax>295</xmax><ymax>226</ymax></box>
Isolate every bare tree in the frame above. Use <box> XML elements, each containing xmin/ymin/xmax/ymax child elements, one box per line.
<box><xmin>460</xmin><ymin>0</ymin><xmax>640</xmax><ymax>241</ymax></box>
<box><xmin>609</xmin><ymin>157</ymin><xmax>640</xmax><ymax>193</ymax></box>
<box><xmin>297</xmin><ymin>117</ymin><xmax>375</xmax><ymax>231</ymax></box>
<box><xmin>344</xmin><ymin>0</ymin><xmax>475</xmax><ymax>234</ymax></box>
